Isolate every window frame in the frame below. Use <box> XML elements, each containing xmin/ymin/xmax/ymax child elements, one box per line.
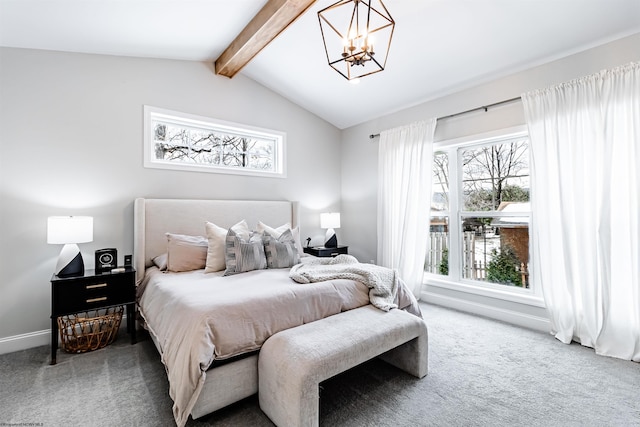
<box><xmin>425</xmin><ymin>125</ymin><xmax>544</xmax><ymax>308</ymax></box>
<box><xmin>143</xmin><ymin>105</ymin><xmax>286</xmax><ymax>178</ymax></box>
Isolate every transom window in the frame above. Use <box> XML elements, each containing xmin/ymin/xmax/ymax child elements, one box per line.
<box><xmin>426</xmin><ymin>127</ymin><xmax>537</xmax><ymax>302</ymax></box>
<box><xmin>144</xmin><ymin>106</ymin><xmax>286</xmax><ymax>177</ymax></box>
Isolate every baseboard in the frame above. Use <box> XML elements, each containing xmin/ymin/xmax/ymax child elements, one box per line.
<box><xmin>0</xmin><ymin>329</ymin><xmax>50</xmax><ymax>355</ymax></box>
<box><xmin>0</xmin><ymin>314</ymin><xmax>130</xmax><ymax>356</ymax></box>
<box><xmin>421</xmin><ymin>290</ymin><xmax>551</xmax><ymax>333</ymax></box>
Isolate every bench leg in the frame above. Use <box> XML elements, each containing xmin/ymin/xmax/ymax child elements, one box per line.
<box><xmin>259</xmin><ymin>339</ymin><xmax>320</xmax><ymax>427</ymax></box>
<box><xmin>378</xmin><ymin>331</ymin><xmax>428</xmax><ymax>379</ymax></box>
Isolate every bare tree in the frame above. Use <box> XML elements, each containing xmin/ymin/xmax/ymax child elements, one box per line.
<box><xmin>461</xmin><ymin>140</ymin><xmax>529</xmax><ymax>211</ymax></box>
<box><xmin>432</xmin><ymin>152</ymin><xmax>449</xmax><ymax>207</ymax></box>
<box><xmin>153</xmin><ymin>124</ymin><xmax>273</xmax><ymax>170</ymax></box>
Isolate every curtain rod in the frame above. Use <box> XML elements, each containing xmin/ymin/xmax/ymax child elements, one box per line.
<box><xmin>368</xmin><ymin>96</ymin><xmax>522</xmax><ymax>139</ymax></box>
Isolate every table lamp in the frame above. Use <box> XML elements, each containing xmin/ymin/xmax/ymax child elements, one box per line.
<box><xmin>320</xmin><ymin>212</ymin><xmax>340</xmax><ymax>248</ymax></box>
<box><xmin>47</xmin><ymin>216</ymin><xmax>93</xmax><ymax>277</ymax></box>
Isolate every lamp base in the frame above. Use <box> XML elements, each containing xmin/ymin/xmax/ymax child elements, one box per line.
<box><xmin>324</xmin><ymin>228</ymin><xmax>338</xmax><ymax>248</ymax></box>
<box><xmin>55</xmin><ymin>244</ymin><xmax>85</xmax><ymax>277</ymax></box>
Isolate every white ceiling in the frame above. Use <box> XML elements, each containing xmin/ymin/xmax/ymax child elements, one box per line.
<box><xmin>1</xmin><ymin>0</ymin><xmax>639</xmax><ymax>129</ymax></box>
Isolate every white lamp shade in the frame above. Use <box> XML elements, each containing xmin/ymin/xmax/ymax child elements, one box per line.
<box><xmin>320</xmin><ymin>212</ymin><xmax>341</xmax><ymax>229</ymax></box>
<box><xmin>47</xmin><ymin>216</ymin><xmax>93</xmax><ymax>244</ymax></box>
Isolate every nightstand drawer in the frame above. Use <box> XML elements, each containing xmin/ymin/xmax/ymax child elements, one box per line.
<box><xmin>52</xmin><ymin>271</ymin><xmax>135</xmax><ymax>316</ymax></box>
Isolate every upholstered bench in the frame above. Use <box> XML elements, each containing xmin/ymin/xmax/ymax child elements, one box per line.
<box><xmin>258</xmin><ymin>304</ymin><xmax>428</xmax><ymax>427</ymax></box>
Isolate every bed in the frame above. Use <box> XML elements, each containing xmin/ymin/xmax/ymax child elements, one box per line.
<box><xmin>133</xmin><ymin>198</ymin><xmax>422</xmax><ymax>426</ymax></box>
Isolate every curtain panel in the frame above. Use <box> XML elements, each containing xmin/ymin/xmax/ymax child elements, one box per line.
<box><xmin>522</xmin><ymin>62</ymin><xmax>639</xmax><ymax>361</ymax></box>
<box><xmin>377</xmin><ymin>119</ymin><xmax>437</xmax><ymax>296</ymax></box>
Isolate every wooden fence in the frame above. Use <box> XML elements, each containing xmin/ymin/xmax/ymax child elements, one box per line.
<box><xmin>425</xmin><ymin>231</ymin><xmax>529</xmax><ymax>288</ymax></box>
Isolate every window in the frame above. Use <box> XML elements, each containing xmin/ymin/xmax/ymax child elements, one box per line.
<box><xmin>426</xmin><ymin>127</ymin><xmax>538</xmax><ymax>303</ymax></box>
<box><xmin>144</xmin><ymin>106</ymin><xmax>286</xmax><ymax>177</ymax></box>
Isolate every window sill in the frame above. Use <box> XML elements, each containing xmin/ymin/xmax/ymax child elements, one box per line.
<box><xmin>423</xmin><ymin>274</ymin><xmax>546</xmax><ymax>308</ymax></box>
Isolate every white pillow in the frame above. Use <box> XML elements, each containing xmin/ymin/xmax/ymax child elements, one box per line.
<box><xmin>256</xmin><ymin>221</ymin><xmax>304</xmax><ymax>256</ymax></box>
<box><xmin>257</xmin><ymin>221</ymin><xmax>291</xmax><ymax>237</ymax></box>
<box><xmin>204</xmin><ymin>222</ymin><xmax>227</xmax><ymax>273</ymax></box>
<box><xmin>205</xmin><ymin>220</ymin><xmax>250</xmax><ymax>273</ymax></box>
<box><xmin>152</xmin><ymin>253</ymin><xmax>168</xmax><ymax>271</ymax></box>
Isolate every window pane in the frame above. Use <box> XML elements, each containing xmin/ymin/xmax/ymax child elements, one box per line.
<box><xmin>431</xmin><ymin>152</ymin><xmax>449</xmax><ymax>214</ymax></box>
<box><xmin>461</xmin><ymin>139</ymin><xmax>529</xmax><ymax>211</ymax></box>
<box><xmin>426</xmin><ymin>216</ymin><xmax>449</xmax><ymax>275</ymax></box>
<box><xmin>145</xmin><ymin>106</ymin><xmax>285</xmax><ymax>177</ymax></box>
<box><xmin>461</xmin><ymin>215</ymin><xmax>529</xmax><ymax>287</ymax></box>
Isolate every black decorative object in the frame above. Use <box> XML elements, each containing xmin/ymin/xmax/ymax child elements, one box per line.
<box><xmin>95</xmin><ymin>248</ymin><xmax>117</xmax><ymax>273</ymax></box>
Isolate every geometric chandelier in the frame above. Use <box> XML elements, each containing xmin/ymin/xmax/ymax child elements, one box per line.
<box><xmin>318</xmin><ymin>0</ymin><xmax>395</xmax><ymax>81</ymax></box>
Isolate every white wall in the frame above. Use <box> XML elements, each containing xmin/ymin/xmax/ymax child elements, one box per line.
<box><xmin>340</xmin><ymin>33</ymin><xmax>640</xmax><ymax>328</ymax></box>
<box><xmin>0</xmin><ymin>47</ymin><xmax>342</xmax><ymax>350</ymax></box>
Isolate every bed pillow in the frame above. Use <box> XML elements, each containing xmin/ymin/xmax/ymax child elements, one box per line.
<box><xmin>204</xmin><ymin>220</ymin><xmax>250</xmax><ymax>273</ymax></box>
<box><xmin>204</xmin><ymin>221</ymin><xmax>228</xmax><ymax>273</ymax></box>
<box><xmin>165</xmin><ymin>233</ymin><xmax>208</xmax><ymax>272</ymax></box>
<box><xmin>256</xmin><ymin>221</ymin><xmax>304</xmax><ymax>256</ymax></box>
<box><xmin>223</xmin><ymin>227</ymin><xmax>266</xmax><ymax>276</ymax></box>
<box><xmin>256</xmin><ymin>221</ymin><xmax>290</xmax><ymax>237</ymax></box>
<box><xmin>152</xmin><ymin>253</ymin><xmax>168</xmax><ymax>271</ymax></box>
<box><xmin>263</xmin><ymin>228</ymin><xmax>300</xmax><ymax>269</ymax></box>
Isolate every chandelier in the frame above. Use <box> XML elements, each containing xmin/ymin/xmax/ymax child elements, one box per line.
<box><xmin>318</xmin><ymin>0</ymin><xmax>395</xmax><ymax>81</ymax></box>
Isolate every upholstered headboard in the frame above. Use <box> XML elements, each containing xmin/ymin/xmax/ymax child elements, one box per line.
<box><xmin>133</xmin><ymin>198</ymin><xmax>299</xmax><ymax>284</ymax></box>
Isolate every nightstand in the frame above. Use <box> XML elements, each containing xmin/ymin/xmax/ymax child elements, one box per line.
<box><xmin>50</xmin><ymin>267</ymin><xmax>136</xmax><ymax>365</ymax></box>
<box><xmin>303</xmin><ymin>245</ymin><xmax>348</xmax><ymax>257</ymax></box>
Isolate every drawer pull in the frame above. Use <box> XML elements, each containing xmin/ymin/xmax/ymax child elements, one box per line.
<box><xmin>331</xmin><ymin>252</ymin><xmax>339</xmax><ymax>256</ymax></box>
<box><xmin>86</xmin><ymin>297</ymin><xmax>108</xmax><ymax>303</ymax></box>
<box><xmin>86</xmin><ymin>283</ymin><xmax>108</xmax><ymax>290</ymax></box>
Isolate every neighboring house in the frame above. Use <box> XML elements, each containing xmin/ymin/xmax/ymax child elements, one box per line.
<box><xmin>491</xmin><ymin>202</ymin><xmax>530</xmax><ymax>265</ymax></box>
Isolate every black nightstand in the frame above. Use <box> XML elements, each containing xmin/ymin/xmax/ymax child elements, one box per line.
<box><xmin>50</xmin><ymin>267</ymin><xmax>136</xmax><ymax>364</ymax></box>
<box><xmin>303</xmin><ymin>246</ymin><xmax>349</xmax><ymax>257</ymax></box>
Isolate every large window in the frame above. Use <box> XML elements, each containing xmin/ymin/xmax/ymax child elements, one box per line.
<box><xmin>426</xmin><ymin>127</ymin><xmax>535</xmax><ymax>300</ymax></box>
<box><xmin>144</xmin><ymin>106</ymin><xmax>286</xmax><ymax>177</ymax></box>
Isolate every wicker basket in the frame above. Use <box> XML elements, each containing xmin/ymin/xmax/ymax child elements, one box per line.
<box><xmin>57</xmin><ymin>306</ymin><xmax>124</xmax><ymax>353</ymax></box>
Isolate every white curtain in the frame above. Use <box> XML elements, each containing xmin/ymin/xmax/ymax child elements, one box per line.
<box><xmin>377</xmin><ymin>119</ymin><xmax>437</xmax><ymax>297</ymax></box>
<box><xmin>522</xmin><ymin>62</ymin><xmax>640</xmax><ymax>361</ymax></box>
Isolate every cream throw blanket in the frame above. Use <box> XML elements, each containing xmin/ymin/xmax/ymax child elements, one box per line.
<box><xmin>291</xmin><ymin>254</ymin><xmax>402</xmax><ymax>312</ymax></box>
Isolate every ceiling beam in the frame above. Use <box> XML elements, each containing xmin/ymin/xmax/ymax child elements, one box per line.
<box><xmin>215</xmin><ymin>0</ymin><xmax>317</xmax><ymax>78</ymax></box>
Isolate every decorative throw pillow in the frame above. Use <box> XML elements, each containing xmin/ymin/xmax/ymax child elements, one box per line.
<box><xmin>263</xmin><ymin>229</ymin><xmax>300</xmax><ymax>269</ymax></box>
<box><xmin>165</xmin><ymin>233</ymin><xmax>208</xmax><ymax>272</ymax></box>
<box><xmin>204</xmin><ymin>220</ymin><xmax>250</xmax><ymax>273</ymax></box>
<box><xmin>223</xmin><ymin>228</ymin><xmax>267</xmax><ymax>276</ymax></box>
<box><xmin>256</xmin><ymin>221</ymin><xmax>304</xmax><ymax>256</ymax></box>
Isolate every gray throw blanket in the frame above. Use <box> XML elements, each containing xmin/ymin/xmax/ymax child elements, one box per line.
<box><xmin>290</xmin><ymin>254</ymin><xmax>401</xmax><ymax>312</ymax></box>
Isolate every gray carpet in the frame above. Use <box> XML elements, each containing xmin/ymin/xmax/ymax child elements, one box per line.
<box><xmin>1</xmin><ymin>303</ymin><xmax>639</xmax><ymax>426</ymax></box>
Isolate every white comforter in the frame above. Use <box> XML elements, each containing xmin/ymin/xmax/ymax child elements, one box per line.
<box><xmin>138</xmin><ymin>261</ymin><xmax>421</xmax><ymax>426</ymax></box>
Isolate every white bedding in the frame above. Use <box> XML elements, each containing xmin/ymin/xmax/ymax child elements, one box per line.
<box><xmin>138</xmin><ymin>264</ymin><xmax>371</xmax><ymax>426</ymax></box>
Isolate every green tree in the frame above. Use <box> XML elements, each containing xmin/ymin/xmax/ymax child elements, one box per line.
<box><xmin>438</xmin><ymin>248</ymin><xmax>449</xmax><ymax>275</ymax></box>
<box><xmin>501</xmin><ymin>185</ymin><xmax>529</xmax><ymax>203</ymax></box>
<box><xmin>486</xmin><ymin>246</ymin><xmax>521</xmax><ymax>286</ymax></box>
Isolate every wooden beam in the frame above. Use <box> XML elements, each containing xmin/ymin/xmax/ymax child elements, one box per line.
<box><xmin>215</xmin><ymin>0</ymin><xmax>317</xmax><ymax>78</ymax></box>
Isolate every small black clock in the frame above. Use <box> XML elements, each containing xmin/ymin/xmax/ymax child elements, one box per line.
<box><xmin>95</xmin><ymin>248</ymin><xmax>118</xmax><ymax>273</ymax></box>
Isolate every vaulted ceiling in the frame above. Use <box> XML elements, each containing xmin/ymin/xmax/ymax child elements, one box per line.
<box><xmin>1</xmin><ymin>0</ymin><xmax>639</xmax><ymax>129</ymax></box>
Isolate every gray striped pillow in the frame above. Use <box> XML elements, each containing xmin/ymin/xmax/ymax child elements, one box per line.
<box><xmin>223</xmin><ymin>229</ymin><xmax>267</xmax><ymax>276</ymax></box>
<box><xmin>263</xmin><ymin>229</ymin><xmax>300</xmax><ymax>269</ymax></box>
